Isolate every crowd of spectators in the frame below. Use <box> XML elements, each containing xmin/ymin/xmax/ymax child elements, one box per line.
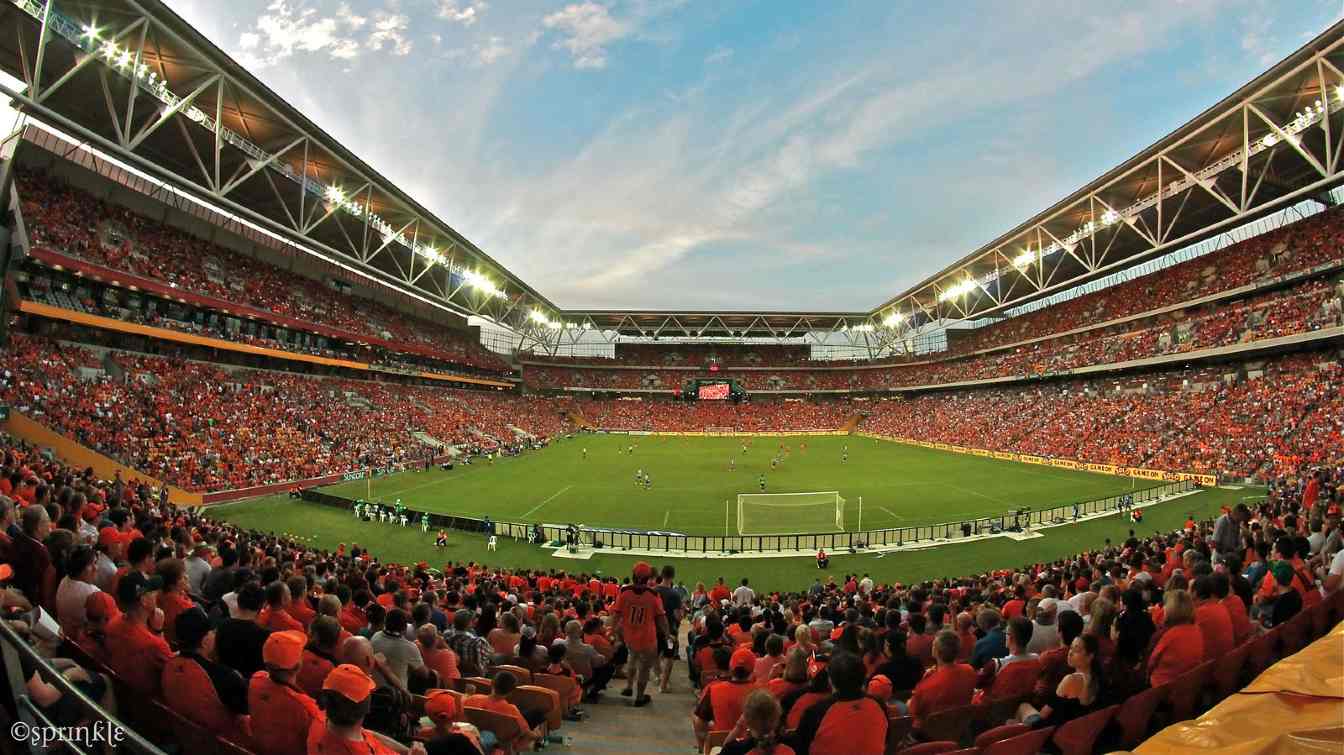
<box><xmin>0</xmin><ymin>430</ymin><xmax>1338</xmax><ymax>754</ymax></box>
<box><xmin>861</xmin><ymin>351</ymin><xmax>1341</xmax><ymax>480</ymax></box>
<box><xmin>15</xmin><ymin>170</ymin><xmax>509</xmax><ymax>375</ymax></box>
<box><xmin>522</xmin><ymin>274</ymin><xmax>1343</xmax><ymax>393</ymax></box>
<box><xmin>0</xmin><ymin>335</ymin><xmax>563</xmax><ymax>492</ymax></box>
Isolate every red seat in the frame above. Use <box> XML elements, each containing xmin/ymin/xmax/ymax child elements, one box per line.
<box><xmin>1114</xmin><ymin>683</ymin><xmax>1166</xmax><ymax>748</ymax></box>
<box><xmin>1279</xmin><ymin>610</ymin><xmax>1312</xmax><ymax>656</ymax></box>
<box><xmin>161</xmin><ymin>656</ymin><xmax>243</xmax><ymax>739</ymax></box>
<box><xmin>1211</xmin><ymin>644</ymin><xmax>1250</xmax><ymax>701</ymax></box>
<box><xmin>899</xmin><ymin>741</ymin><xmax>960</xmax><ymax>755</ymax></box>
<box><xmin>1245</xmin><ymin>630</ymin><xmax>1278</xmax><ymax>680</ymax></box>
<box><xmin>1051</xmin><ymin>704</ymin><xmax>1117</xmax><ymax>755</ymax></box>
<box><xmin>973</xmin><ymin>724</ymin><xmax>1029</xmax><ymax>749</ymax></box>
<box><xmin>981</xmin><ymin>727</ymin><xmax>1053</xmax><ymax>755</ymax></box>
<box><xmin>1165</xmin><ymin>660</ymin><xmax>1214</xmax><ymax>722</ymax></box>
<box><xmin>885</xmin><ymin>715</ymin><xmax>914</xmax><ymax>754</ymax></box>
<box><xmin>920</xmin><ymin>703</ymin><xmax>985</xmax><ymax>746</ymax></box>
<box><xmin>1308</xmin><ymin>599</ymin><xmax>1331</xmax><ymax>641</ymax></box>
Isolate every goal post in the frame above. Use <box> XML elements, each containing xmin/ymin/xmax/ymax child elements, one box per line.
<box><xmin>737</xmin><ymin>491</ymin><xmax>846</xmax><ymax>535</ymax></box>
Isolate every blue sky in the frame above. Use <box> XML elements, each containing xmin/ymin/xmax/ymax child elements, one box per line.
<box><xmin>165</xmin><ymin>0</ymin><xmax>1341</xmax><ymax>310</ymax></box>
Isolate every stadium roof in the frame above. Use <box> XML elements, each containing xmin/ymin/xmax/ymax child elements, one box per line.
<box><xmin>2</xmin><ymin>2</ymin><xmax>1344</xmax><ymax>353</ymax></box>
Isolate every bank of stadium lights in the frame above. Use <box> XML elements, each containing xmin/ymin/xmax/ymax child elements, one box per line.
<box><xmin>462</xmin><ymin>269</ymin><xmax>505</xmax><ymax>299</ymax></box>
<box><xmin>882</xmin><ymin>311</ymin><xmax>905</xmax><ymax>327</ymax></box>
<box><xmin>529</xmin><ymin>310</ymin><xmax>562</xmax><ymax>329</ymax></box>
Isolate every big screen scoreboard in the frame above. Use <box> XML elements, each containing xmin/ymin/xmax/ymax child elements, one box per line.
<box><xmin>683</xmin><ymin>378</ymin><xmax>744</xmax><ymax>400</ymax></box>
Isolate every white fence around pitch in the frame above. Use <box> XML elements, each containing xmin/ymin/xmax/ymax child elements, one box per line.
<box><xmin>302</xmin><ymin>479</ymin><xmax>1196</xmax><ymax>554</ymax></box>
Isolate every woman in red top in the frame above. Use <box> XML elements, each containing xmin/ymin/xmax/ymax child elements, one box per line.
<box><xmin>1147</xmin><ymin>589</ymin><xmax>1205</xmax><ymax>687</ymax></box>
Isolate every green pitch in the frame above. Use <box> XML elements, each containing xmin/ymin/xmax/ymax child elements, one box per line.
<box><xmin>315</xmin><ymin>434</ymin><xmax>1158</xmax><ymax>535</ymax></box>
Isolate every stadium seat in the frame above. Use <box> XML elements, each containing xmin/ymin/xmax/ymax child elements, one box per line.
<box><xmin>153</xmin><ymin>698</ymin><xmax>221</xmax><ymax>755</ymax></box>
<box><xmin>1279</xmin><ymin>610</ymin><xmax>1313</xmax><ymax>656</ymax></box>
<box><xmin>464</xmin><ymin>706</ymin><xmax>525</xmax><ymax>755</ymax></box>
<box><xmin>496</xmin><ymin>664</ymin><xmax>534</xmax><ymax>683</ymax></box>
<box><xmin>1164</xmin><ymin>660</ymin><xmax>1215</xmax><ymax>722</ymax></box>
<box><xmin>704</xmin><ymin>729</ymin><xmax>730</xmax><ymax>755</ymax></box>
<box><xmin>1114</xmin><ymin>683</ymin><xmax>1167</xmax><ymax>748</ymax></box>
<box><xmin>1050</xmin><ymin>704</ymin><xmax>1117</xmax><ymax>755</ymax></box>
<box><xmin>1212</xmin><ymin>644</ymin><xmax>1251</xmax><ymax>700</ymax></box>
<box><xmin>921</xmin><ymin>703</ymin><xmax>986</xmax><ymax>746</ymax></box>
<box><xmin>1245</xmin><ymin>630</ymin><xmax>1279</xmax><ymax>680</ymax></box>
<box><xmin>1309</xmin><ymin>599</ymin><xmax>1331</xmax><ymax>641</ymax></box>
<box><xmin>972</xmin><ymin>723</ymin><xmax>1029</xmax><ymax>749</ymax></box>
<box><xmin>885</xmin><ymin>715</ymin><xmax>914</xmax><ymax>754</ymax></box>
<box><xmin>980</xmin><ymin>726</ymin><xmax>1053</xmax><ymax>755</ymax></box>
<box><xmin>899</xmin><ymin>741</ymin><xmax>960</xmax><ymax>755</ymax></box>
<box><xmin>514</xmin><ymin>684</ymin><xmax>562</xmax><ymax>733</ymax></box>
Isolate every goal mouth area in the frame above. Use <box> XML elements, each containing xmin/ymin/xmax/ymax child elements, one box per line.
<box><xmin>737</xmin><ymin>491</ymin><xmax>845</xmax><ymax>536</ymax></box>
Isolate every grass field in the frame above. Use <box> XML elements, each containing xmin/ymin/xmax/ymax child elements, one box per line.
<box><xmin>203</xmin><ymin>435</ymin><xmax>1250</xmax><ymax>592</ymax></box>
<box><xmin>315</xmin><ymin>435</ymin><xmax>1160</xmax><ymax>535</ymax></box>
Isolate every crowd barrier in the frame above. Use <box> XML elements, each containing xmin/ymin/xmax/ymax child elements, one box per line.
<box><xmin>0</xmin><ymin>620</ymin><xmax>164</xmax><ymax>754</ymax></box>
<box><xmin>303</xmin><ymin>478</ymin><xmax>1198</xmax><ymax>555</ymax></box>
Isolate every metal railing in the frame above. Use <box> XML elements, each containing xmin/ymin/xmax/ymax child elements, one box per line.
<box><xmin>302</xmin><ymin>479</ymin><xmax>1196</xmax><ymax>555</ymax></box>
<box><xmin>0</xmin><ymin>619</ymin><xmax>165</xmax><ymax>754</ymax></box>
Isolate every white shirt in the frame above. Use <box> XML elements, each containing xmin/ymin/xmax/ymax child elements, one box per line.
<box><xmin>54</xmin><ymin>577</ymin><xmax>100</xmax><ymax>633</ymax></box>
<box><xmin>732</xmin><ymin>585</ymin><xmax>755</xmax><ymax>607</ymax></box>
<box><xmin>1328</xmin><ymin>548</ymin><xmax>1344</xmax><ymax>579</ymax></box>
<box><xmin>185</xmin><ymin>556</ymin><xmax>212</xmax><ymax>595</ymax></box>
<box><xmin>859</xmin><ymin>577</ymin><xmax>874</xmax><ymax>594</ymax></box>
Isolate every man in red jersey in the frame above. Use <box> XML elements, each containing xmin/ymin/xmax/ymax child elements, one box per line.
<box><xmin>309</xmin><ymin>664</ymin><xmax>425</xmax><ymax>755</ymax></box>
<box><xmin>613</xmin><ymin>561</ymin><xmax>668</xmax><ymax>707</ymax></box>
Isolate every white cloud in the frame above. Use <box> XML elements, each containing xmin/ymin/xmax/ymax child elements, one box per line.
<box><xmin>475</xmin><ymin>36</ymin><xmax>511</xmax><ymax>66</ymax></box>
<box><xmin>367</xmin><ymin>11</ymin><xmax>412</xmax><ymax>56</ymax></box>
<box><xmin>542</xmin><ymin>2</ymin><xmax>629</xmax><ymax>70</ymax></box>
<box><xmin>438</xmin><ymin>1</ymin><xmax>487</xmax><ymax>26</ymax></box>
<box><xmin>235</xmin><ymin>0</ymin><xmax>373</xmax><ymax>66</ymax></box>
<box><xmin>704</xmin><ymin>46</ymin><xmax>733</xmax><ymax>65</ymax></box>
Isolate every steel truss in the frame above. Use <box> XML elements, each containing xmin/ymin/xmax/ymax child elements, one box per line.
<box><xmin>870</xmin><ymin>26</ymin><xmax>1344</xmax><ymax>338</ymax></box>
<box><xmin>0</xmin><ymin>0</ymin><xmax>553</xmax><ymax>335</ymax></box>
<box><xmin>1</xmin><ymin>3</ymin><xmax>1342</xmax><ymax>357</ymax></box>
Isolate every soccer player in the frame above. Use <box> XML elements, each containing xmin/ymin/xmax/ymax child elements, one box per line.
<box><xmin>729</xmin><ymin>458</ymin><xmax>735</xmax><ymax>472</ymax></box>
<box><xmin>643</xmin><ymin>474</ymin><xmax>652</xmax><ymax>490</ymax></box>
<box><xmin>583</xmin><ymin>448</ymin><xmax>588</xmax><ymax>459</ymax></box>
<box><xmin>635</xmin><ymin>469</ymin><xmax>644</xmax><ymax>487</ymax></box>
<box><xmin>741</xmin><ymin>444</ymin><xmax>747</xmax><ymax>455</ymax></box>
<box><xmin>420</xmin><ymin>514</ymin><xmax>430</xmax><ymax>533</ymax></box>
<box><xmin>842</xmin><ymin>450</ymin><xmax>848</xmax><ymax>464</ymax></box>
<box><xmin>613</xmin><ymin>562</ymin><xmax>668</xmax><ymax>707</ymax></box>
<box><xmin>759</xmin><ymin>474</ymin><xmax>766</xmax><ymax>492</ymax></box>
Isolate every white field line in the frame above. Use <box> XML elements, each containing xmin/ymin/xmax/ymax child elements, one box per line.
<box><xmin>878</xmin><ymin>505</ymin><xmax>904</xmax><ymax>521</ymax></box>
<box><xmin>522</xmin><ymin>485</ymin><xmax>573</xmax><ymax>518</ymax></box>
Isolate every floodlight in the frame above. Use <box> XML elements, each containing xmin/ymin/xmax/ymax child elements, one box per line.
<box><xmin>81</xmin><ymin>24</ymin><xmax>98</xmax><ymax>41</ymax></box>
<box><xmin>325</xmin><ymin>186</ymin><xmax>345</xmax><ymax>203</ymax></box>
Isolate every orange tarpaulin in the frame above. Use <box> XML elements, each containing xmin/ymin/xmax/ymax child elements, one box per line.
<box><xmin>1132</xmin><ymin>621</ymin><xmax>1344</xmax><ymax>755</ymax></box>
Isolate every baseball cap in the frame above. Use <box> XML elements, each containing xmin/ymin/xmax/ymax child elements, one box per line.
<box><xmin>116</xmin><ymin>572</ymin><xmax>164</xmax><ymax>605</ymax></box>
<box><xmin>175</xmin><ymin>607</ymin><xmax>214</xmax><ymax>648</ymax></box>
<box><xmin>85</xmin><ymin>591</ymin><xmax>120</xmax><ymax>622</ymax></box>
<box><xmin>0</xmin><ymin>564</ymin><xmax>11</xmax><ymax>582</ymax></box>
<box><xmin>263</xmin><ymin>630</ymin><xmax>307</xmax><ymax>669</ymax></box>
<box><xmin>730</xmin><ymin>648</ymin><xmax>756</xmax><ymax>673</ymax></box>
<box><xmin>424</xmin><ymin>689</ymin><xmax>459</xmax><ymax>721</ymax></box>
<box><xmin>323</xmin><ymin>664</ymin><xmax>377</xmax><ymax>703</ymax></box>
<box><xmin>867</xmin><ymin>674</ymin><xmax>893</xmax><ymax>700</ymax></box>
<box><xmin>632</xmin><ymin>562</ymin><xmax>654</xmax><ymax>580</ymax></box>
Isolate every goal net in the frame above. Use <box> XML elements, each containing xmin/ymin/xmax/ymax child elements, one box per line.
<box><xmin>737</xmin><ymin>491</ymin><xmax>845</xmax><ymax>535</ymax></box>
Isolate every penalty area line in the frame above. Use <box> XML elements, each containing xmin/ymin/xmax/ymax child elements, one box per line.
<box><xmin>522</xmin><ymin>485</ymin><xmax>572</xmax><ymax>519</ymax></box>
<box><xmin>878</xmin><ymin>505</ymin><xmax>903</xmax><ymax>521</ymax></box>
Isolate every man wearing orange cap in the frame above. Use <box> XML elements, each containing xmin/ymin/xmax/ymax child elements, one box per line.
<box><xmin>310</xmin><ymin>664</ymin><xmax>425</xmax><ymax>755</ymax></box>
<box><xmin>251</xmin><ymin>630</ymin><xmax>323</xmax><ymax>755</ymax></box>
<box><xmin>418</xmin><ymin>690</ymin><xmax>485</xmax><ymax>755</ymax></box>
<box><xmin>692</xmin><ymin>646</ymin><xmax>758</xmax><ymax>750</ymax></box>
<box><xmin>613</xmin><ymin>561</ymin><xmax>667</xmax><ymax>707</ymax></box>
<box><xmin>74</xmin><ymin>590</ymin><xmax>119</xmax><ymax>659</ymax></box>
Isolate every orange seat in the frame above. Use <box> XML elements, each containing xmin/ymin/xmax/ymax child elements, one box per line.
<box><xmin>1051</xmin><ymin>704</ymin><xmax>1116</xmax><ymax>755</ymax></box>
<box><xmin>981</xmin><ymin>726</ymin><xmax>1053</xmax><ymax>755</ymax></box>
<box><xmin>464</xmin><ymin>706</ymin><xmax>525</xmax><ymax>755</ymax></box>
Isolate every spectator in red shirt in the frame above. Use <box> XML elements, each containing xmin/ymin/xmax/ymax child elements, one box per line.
<box><xmin>905</xmin><ymin>614</ymin><xmax>934</xmax><ymax>668</ymax></box>
<box><xmin>102</xmin><ymin>572</ymin><xmax>172</xmax><ymax>698</ymax></box>
<box><xmin>310</xmin><ymin>664</ymin><xmax>423</xmax><ymax>755</ymax></box>
<box><xmin>1148</xmin><ymin>590</ymin><xmax>1205</xmax><ymax>687</ymax></box>
<box><xmin>792</xmin><ymin>651</ymin><xmax>887</xmax><ymax>755</ymax></box>
<box><xmin>1213</xmin><ymin>571</ymin><xmax>1253</xmax><ymax>646</ymax></box>
<box><xmin>694</xmin><ymin>647</ymin><xmax>758</xmax><ymax>749</ymax></box>
<box><xmin>156</xmin><ymin>558</ymin><xmax>195</xmax><ymax>645</ymax></box>
<box><xmin>613</xmin><ymin>562</ymin><xmax>668</xmax><ymax>707</ymax></box>
<box><xmin>10</xmin><ymin>504</ymin><xmax>52</xmax><ymax>607</ymax></box>
<box><xmin>908</xmin><ymin>630</ymin><xmax>977</xmax><ymax>730</ymax></box>
<box><xmin>1193</xmin><ymin>575</ymin><xmax>1235</xmax><ymax>662</ymax></box>
<box><xmin>298</xmin><ymin>616</ymin><xmax>342</xmax><ymax>700</ymax></box>
<box><xmin>259</xmin><ymin>580</ymin><xmax>305</xmax><ymax>632</ymax></box>
<box><xmin>250</xmin><ymin>629</ymin><xmax>323</xmax><ymax>755</ymax></box>
<box><xmin>710</xmin><ymin>577</ymin><xmax>732</xmax><ymax>605</ymax></box>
